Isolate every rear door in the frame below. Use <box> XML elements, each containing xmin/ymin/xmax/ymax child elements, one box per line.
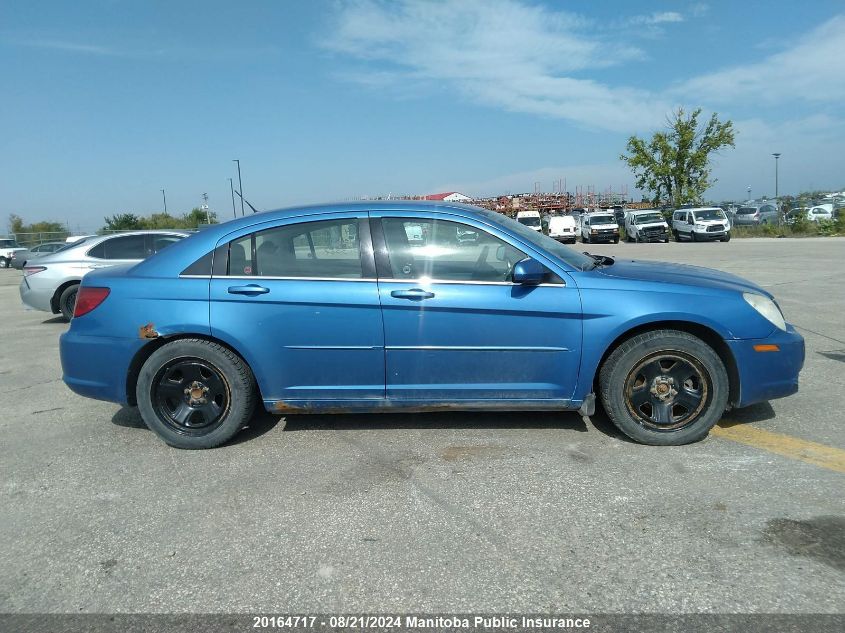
<box><xmin>371</xmin><ymin>211</ymin><xmax>582</xmax><ymax>404</ymax></box>
<box><xmin>209</xmin><ymin>212</ymin><xmax>384</xmax><ymax>404</ymax></box>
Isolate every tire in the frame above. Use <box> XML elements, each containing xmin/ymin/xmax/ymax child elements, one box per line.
<box><xmin>59</xmin><ymin>284</ymin><xmax>79</xmax><ymax>320</ymax></box>
<box><xmin>0</xmin><ymin>257</ymin><xmax>8</xmax><ymax>269</ymax></box>
<box><xmin>582</xmin><ymin>234</ymin><xmax>589</xmax><ymax>244</ymax></box>
<box><xmin>598</xmin><ymin>329</ymin><xmax>729</xmax><ymax>446</ymax></box>
<box><xmin>721</xmin><ymin>232</ymin><xmax>731</xmax><ymax>242</ymax></box>
<box><xmin>691</xmin><ymin>231</ymin><xmax>698</xmax><ymax>242</ymax></box>
<box><xmin>136</xmin><ymin>339</ymin><xmax>257</xmax><ymax>449</ymax></box>
<box><xmin>672</xmin><ymin>230</ymin><xmax>680</xmax><ymax>241</ymax></box>
<box><xmin>613</xmin><ymin>237</ymin><xmax>620</xmax><ymax>244</ymax></box>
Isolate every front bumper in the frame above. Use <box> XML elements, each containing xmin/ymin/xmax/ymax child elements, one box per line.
<box><xmin>589</xmin><ymin>232</ymin><xmax>619</xmax><ymax>243</ymax></box>
<box><xmin>639</xmin><ymin>231</ymin><xmax>668</xmax><ymax>242</ymax></box>
<box><xmin>552</xmin><ymin>235</ymin><xmax>577</xmax><ymax>243</ymax></box>
<box><xmin>727</xmin><ymin>324</ymin><xmax>805</xmax><ymax>408</ymax></box>
<box><xmin>60</xmin><ymin>330</ymin><xmax>146</xmax><ymax>404</ymax></box>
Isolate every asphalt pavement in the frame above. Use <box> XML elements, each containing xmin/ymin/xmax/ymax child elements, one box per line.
<box><xmin>1</xmin><ymin>237</ymin><xmax>843</xmax><ymax>615</ymax></box>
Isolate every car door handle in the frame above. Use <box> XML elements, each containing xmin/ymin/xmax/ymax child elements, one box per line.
<box><xmin>228</xmin><ymin>284</ymin><xmax>270</xmax><ymax>296</ymax></box>
<box><xmin>390</xmin><ymin>288</ymin><xmax>435</xmax><ymax>300</ymax></box>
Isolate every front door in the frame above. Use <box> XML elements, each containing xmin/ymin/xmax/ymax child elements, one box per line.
<box><xmin>209</xmin><ymin>213</ymin><xmax>384</xmax><ymax>405</ymax></box>
<box><xmin>371</xmin><ymin>212</ymin><xmax>582</xmax><ymax>404</ymax></box>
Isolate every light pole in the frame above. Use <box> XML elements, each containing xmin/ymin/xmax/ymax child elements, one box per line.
<box><xmin>233</xmin><ymin>159</ymin><xmax>244</xmax><ymax>217</ymax></box>
<box><xmin>228</xmin><ymin>178</ymin><xmax>237</xmax><ymax>219</ymax></box>
<box><xmin>746</xmin><ymin>186</ymin><xmax>751</xmax><ymax>202</ymax></box>
<box><xmin>772</xmin><ymin>153</ymin><xmax>781</xmax><ymax>224</ymax></box>
<box><xmin>161</xmin><ymin>189</ymin><xmax>167</xmax><ymax>214</ymax></box>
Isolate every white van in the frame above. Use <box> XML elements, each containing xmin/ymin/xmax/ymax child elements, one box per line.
<box><xmin>624</xmin><ymin>209</ymin><xmax>669</xmax><ymax>243</ymax></box>
<box><xmin>581</xmin><ymin>211</ymin><xmax>620</xmax><ymax>244</ymax></box>
<box><xmin>515</xmin><ymin>209</ymin><xmax>542</xmax><ymax>232</ymax></box>
<box><xmin>671</xmin><ymin>207</ymin><xmax>730</xmax><ymax>242</ymax></box>
<box><xmin>547</xmin><ymin>215</ymin><xmax>577</xmax><ymax>243</ymax></box>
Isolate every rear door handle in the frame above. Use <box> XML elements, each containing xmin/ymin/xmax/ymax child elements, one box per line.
<box><xmin>228</xmin><ymin>284</ymin><xmax>270</xmax><ymax>296</ymax></box>
<box><xmin>390</xmin><ymin>288</ymin><xmax>435</xmax><ymax>300</ymax></box>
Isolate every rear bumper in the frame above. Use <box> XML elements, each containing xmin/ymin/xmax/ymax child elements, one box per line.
<box><xmin>19</xmin><ymin>278</ymin><xmax>54</xmax><ymax>312</ymax></box>
<box><xmin>728</xmin><ymin>324</ymin><xmax>805</xmax><ymax>408</ymax></box>
<box><xmin>60</xmin><ymin>330</ymin><xmax>145</xmax><ymax>405</ymax></box>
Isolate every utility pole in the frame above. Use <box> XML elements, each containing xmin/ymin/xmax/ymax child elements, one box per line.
<box><xmin>772</xmin><ymin>153</ymin><xmax>781</xmax><ymax>225</ymax></box>
<box><xmin>201</xmin><ymin>192</ymin><xmax>210</xmax><ymax>225</ymax></box>
<box><xmin>233</xmin><ymin>159</ymin><xmax>244</xmax><ymax>217</ymax></box>
<box><xmin>161</xmin><ymin>189</ymin><xmax>167</xmax><ymax>214</ymax></box>
<box><xmin>228</xmin><ymin>178</ymin><xmax>237</xmax><ymax>219</ymax></box>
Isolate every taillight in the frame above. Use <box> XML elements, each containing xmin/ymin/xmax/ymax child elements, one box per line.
<box><xmin>74</xmin><ymin>287</ymin><xmax>110</xmax><ymax>317</ymax></box>
<box><xmin>23</xmin><ymin>266</ymin><xmax>46</xmax><ymax>276</ymax></box>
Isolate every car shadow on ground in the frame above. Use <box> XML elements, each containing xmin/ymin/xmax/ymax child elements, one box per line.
<box><xmin>41</xmin><ymin>316</ymin><xmax>67</xmax><ymax>324</ymax></box>
<box><xmin>717</xmin><ymin>401</ymin><xmax>777</xmax><ymax>428</ymax></box>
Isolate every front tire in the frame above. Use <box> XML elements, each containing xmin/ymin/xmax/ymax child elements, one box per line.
<box><xmin>672</xmin><ymin>230</ymin><xmax>680</xmax><ymax>241</ymax></box>
<box><xmin>136</xmin><ymin>339</ymin><xmax>257</xmax><ymax>449</ymax></box>
<box><xmin>721</xmin><ymin>232</ymin><xmax>731</xmax><ymax>242</ymax></box>
<box><xmin>0</xmin><ymin>257</ymin><xmax>8</xmax><ymax>269</ymax></box>
<box><xmin>59</xmin><ymin>284</ymin><xmax>79</xmax><ymax>320</ymax></box>
<box><xmin>599</xmin><ymin>330</ymin><xmax>729</xmax><ymax>445</ymax></box>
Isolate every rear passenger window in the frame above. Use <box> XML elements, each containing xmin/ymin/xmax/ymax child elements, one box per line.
<box><xmin>228</xmin><ymin>218</ymin><xmax>363</xmax><ymax>278</ymax></box>
<box><xmin>88</xmin><ymin>234</ymin><xmax>147</xmax><ymax>260</ymax></box>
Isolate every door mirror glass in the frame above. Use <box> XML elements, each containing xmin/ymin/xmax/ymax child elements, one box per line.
<box><xmin>512</xmin><ymin>257</ymin><xmax>545</xmax><ymax>285</ymax></box>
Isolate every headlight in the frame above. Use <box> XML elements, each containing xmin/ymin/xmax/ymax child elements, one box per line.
<box><xmin>743</xmin><ymin>292</ymin><xmax>786</xmax><ymax>331</ymax></box>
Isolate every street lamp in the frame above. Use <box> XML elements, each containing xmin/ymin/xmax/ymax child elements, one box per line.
<box><xmin>746</xmin><ymin>186</ymin><xmax>751</xmax><ymax>202</ymax></box>
<box><xmin>233</xmin><ymin>159</ymin><xmax>244</xmax><ymax>217</ymax></box>
<box><xmin>772</xmin><ymin>153</ymin><xmax>781</xmax><ymax>225</ymax></box>
<box><xmin>228</xmin><ymin>178</ymin><xmax>237</xmax><ymax>219</ymax></box>
<box><xmin>161</xmin><ymin>189</ymin><xmax>167</xmax><ymax>214</ymax></box>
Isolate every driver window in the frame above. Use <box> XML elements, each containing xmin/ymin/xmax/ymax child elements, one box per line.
<box><xmin>381</xmin><ymin>218</ymin><xmax>526</xmax><ymax>282</ymax></box>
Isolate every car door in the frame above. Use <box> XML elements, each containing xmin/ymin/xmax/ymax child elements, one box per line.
<box><xmin>371</xmin><ymin>211</ymin><xmax>582</xmax><ymax>404</ymax></box>
<box><xmin>209</xmin><ymin>212</ymin><xmax>385</xmax><ymax>404</ymax></box>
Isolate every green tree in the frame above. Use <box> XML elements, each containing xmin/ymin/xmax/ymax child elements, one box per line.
<box><xmin>103</xmin><ymin>213</ymin><xmax>143</xmax><ymax>231</ymax></box>
<box><xmin>182</xmin><ymin>207</ymin><xmax>217</xmax><ymax>227</ymax></box>
<box><xmin>620</xmin><ymin>108</ymin><xmax>736</xmax><ymax>208</ymax></box>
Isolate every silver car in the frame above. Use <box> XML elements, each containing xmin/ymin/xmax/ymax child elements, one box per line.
<box><xmin>10</xmin><ymin>241</ymin><xmax>67</xmax><ymax>269</ymax></box>
<box><xmin>20</xmin><ymin>230</ymin><xmax>189</xmax><ymax>320</ymax></box>
<box><xmin>732</xmin><ymin>203</ymin><xmax>780</xmax><ymax>226</ymax></box>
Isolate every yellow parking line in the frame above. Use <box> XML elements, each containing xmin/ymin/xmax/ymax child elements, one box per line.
<box><xmin>712</xmin><ymin>422</ymin><xmax>845</xmax><ymax>474</ymax></box>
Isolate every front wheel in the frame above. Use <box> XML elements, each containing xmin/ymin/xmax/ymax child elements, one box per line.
<box><xmin>672</xmin><ymin>230</ymin><xmax>680</xmax><ymax>241</ymax></box>
<box><xmin>721</xmin><ymin>232</ymin><xmax>731</xmax><ymax>242</ymax></box>
<box><xmin>0</xmin><ymin>257</ymin><xmax>8</xmax><ymax>269</ymax></box>
<box><xmin>59</xmin><ymin>284</ymin><xmax>79</xmax><ymax>320</ymax></box>
<box><xmin>599</xmin><ymin>330</ymin><xmax>729</xmax><ymax>445</ymax></box>
<box><xmin>613</xmin><ymin>237</ymin><xmax>620</xmax><ymax>244</ymax></box>
<box><xmin>136</xmin><ymin>339</ymin><xmax>257</xmax><ymax>449</ymax></box>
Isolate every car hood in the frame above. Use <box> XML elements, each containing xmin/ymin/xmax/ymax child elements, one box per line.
<box><xmin>596</xmin><ymin>259</ymin><xmax>771</xmax><ymax>297</ymax></box>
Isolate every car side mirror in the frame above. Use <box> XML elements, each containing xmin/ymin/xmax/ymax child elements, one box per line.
<box><xmin>512</xmin><ymin>257</ymin><xmax>545</xmax><ymax>284</ymax></box>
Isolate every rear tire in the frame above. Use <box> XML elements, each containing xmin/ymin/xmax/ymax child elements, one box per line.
<box><xmin>136</xmin><ymin>339</ymin><xmax>257</xmax><ymax>449</ymax></box>
<box><xmin>59</xmin><ymin>284</ymin><xmax>79</xmax><ymax>321</ymax></box>
<box><xmin>598</xmin><ymin>330</ymin><xmax>729</xmax><ymax>446</ymax></box>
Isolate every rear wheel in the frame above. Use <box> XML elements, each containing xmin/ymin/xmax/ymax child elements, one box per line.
<box><xmin>59</xmin><ymin>284</ymin><xmax>79</xmax><ymax>320</ymax></box>
<box><xmin>136</xmin><ymin>339</ymin><xmax>257</xmax><ymax>449</ymax></box>
<box><xmin>599</xmin><ymin>330</ymin><xmax>729</xmax><ymax>445</ymax></box>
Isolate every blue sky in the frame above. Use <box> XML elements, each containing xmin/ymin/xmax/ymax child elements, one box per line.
<box><xmin>2</xmin><ymin>0</ymin><xmax>844</xmax><ymax>231</ymax></box>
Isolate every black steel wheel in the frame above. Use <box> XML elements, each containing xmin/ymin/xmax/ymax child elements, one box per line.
<box><xmin>599</xmin><ymin>329</ymin><xmax>729</xmax><ymax>445</ymax></box>
<box><xmin>137</xmin><ymin>339</ymin><xmax>257</xmax><ymax>449</ymax></box>
<box><xmin>152</xmin><ymin>358</ymin><xmax>230</xmax><ymax>436</ymax></box>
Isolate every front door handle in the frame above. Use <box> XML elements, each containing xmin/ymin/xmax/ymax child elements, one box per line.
<box><xmin>390</xmin><ymin>288</ymin><xmax>435</xmax><ymax>300</ymax></box>
<box><xmin>228</xmin><ymin>284</ymin><xmax>270</xmax><ymax>296</ymax></box>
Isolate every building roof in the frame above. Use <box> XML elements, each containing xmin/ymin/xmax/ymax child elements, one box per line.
<box><xmin>424</xmin><ymin>192</ymin><xmax>459</xmax><ymax>200</ymax></box>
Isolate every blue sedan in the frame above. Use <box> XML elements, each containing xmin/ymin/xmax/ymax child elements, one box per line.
<box><xmin>60</xmin><ymin>202</ymin><xmax>804</xmax><ymax>449</ymax></box>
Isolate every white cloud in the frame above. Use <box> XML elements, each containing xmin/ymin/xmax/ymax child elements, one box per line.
<box><xmin>324</xmin><ymin>0</ymin><xmax>673</xmax><ymax>132</ymax></box>
<box><xmin>21</xmin><ymin>39</ymin><xmax>119</xmax><ymax>56</ymax></box>
<box><xmin>677</xmin><ymin>14</ymin><xmax>845</xmax><ymax>104</ymax></box>
<box><xmin>628</xmin><ymin>11</ymin><xmax>684</xmax><ymax>26</ymax></box>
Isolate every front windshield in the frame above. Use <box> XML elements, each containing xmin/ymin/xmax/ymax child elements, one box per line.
<box><xmin>635</xmin><ymin>213</ymin><xmax>664</xmax><ymax>224</ymax></box>
<box><xmin>589</xmin><ymin>215</ymin><xmax>615</xmax><ymax>225</ymax></box>
<box><xmin>476</xmin><ymin>209</ymin><xmax>594</xmax><ymax>271</ymax></box>
<box><xmin>693</xmin><ymin>209</ymin><xmax>726</xmax><ymax>221</ymax></box>
<box><xmin>517</xmin><ymin>216</ymin><xmax>541</xmax><ymax>227</ymax></box>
